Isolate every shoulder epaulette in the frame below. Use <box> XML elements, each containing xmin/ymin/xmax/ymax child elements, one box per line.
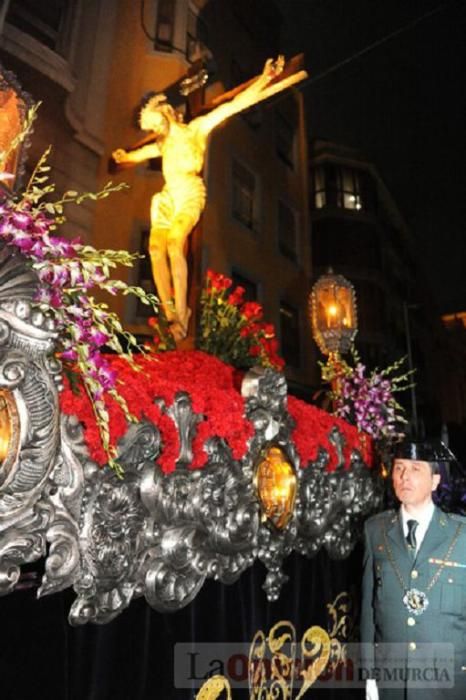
<box><xmin>447</xmin><ymin>512</ymin><xmax>466</xmax><ymax>525</ymax></box>
<box><xmin>366</xmin><ymin>509</ymin><xmax>394</xmax><ymax>525</ymax></box>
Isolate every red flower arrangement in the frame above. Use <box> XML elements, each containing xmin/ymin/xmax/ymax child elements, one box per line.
<box><xmin>197</xmin><ymin>270</ymin><xmax>286</xmax><ymax>371</ymax></box>
<box><xmin>60</xmin><ymin>350</ymin><xmax>373</xmax><ymax>474</ymax></box>
<box><xmin>288</xmin><ymin>395</ymin><xmax>374</xmax><ymax>471</ymax></box>
<box><xmin>148</xmin><ymin>270</ymin><xmax>285</xmax><ymax>371</ymax></box>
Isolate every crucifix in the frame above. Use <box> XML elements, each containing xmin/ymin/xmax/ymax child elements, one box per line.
<box><xmin>111</xmin><ymin>55</ymin><xmax>307</xmax><ymax>343</ymax></box>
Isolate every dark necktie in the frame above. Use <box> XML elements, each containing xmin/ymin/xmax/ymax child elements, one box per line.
<box><xmin>406</xmin><ymin>519</ymin><xmax>418</xmax><ymax>549</ymax></box>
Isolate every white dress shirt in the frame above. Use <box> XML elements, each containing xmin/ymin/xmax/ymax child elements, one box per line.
<box><xmin>400</xmin><ymin>501</ymin><xmax>435</xmax><ymax>554</ymax></box>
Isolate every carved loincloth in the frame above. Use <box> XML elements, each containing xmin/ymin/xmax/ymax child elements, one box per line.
<box><xmin>150</xmin><ymin>176</ymin><xmax>206</xmax><ymax>230</ymax></box>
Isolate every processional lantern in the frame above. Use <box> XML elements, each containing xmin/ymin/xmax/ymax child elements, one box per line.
<box><xmin>309</xmin><ymin>268</ymin><xmax>358</xmax><ymax>359</ymax></box>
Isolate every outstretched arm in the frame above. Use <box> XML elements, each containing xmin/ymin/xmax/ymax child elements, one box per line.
<box><xmin>194</xmin><ymin>56</ymin><xmax>307</xmax><ymax>136</ymax></box>
<box><xmin>112</xmin><ymin>142</ymin><xmax>161</xmax><ymax>164</ymax></box>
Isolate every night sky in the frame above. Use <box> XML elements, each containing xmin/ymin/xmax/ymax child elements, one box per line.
<box><xmin>276</xmin><ymin>0</ymin><xmax>465</xmax><ymax>313</ymax></box>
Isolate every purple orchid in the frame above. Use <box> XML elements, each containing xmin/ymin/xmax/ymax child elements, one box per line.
<box><xmin>333</xmin><ymin>356</ymin><xmax>409</xmax><ymax>442</ymax></box>
<box><xmin>0</xmin><ymin>160</ymin><xmax>155</xmax><ymax>473</ymax></box>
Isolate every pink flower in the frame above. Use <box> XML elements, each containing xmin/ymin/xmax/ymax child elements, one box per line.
<box><xmin>47</xmin><ymin>236</ymin><xmax>78</xmax><ymax>257</ymax></box>
<box><xmin>11</xmin><ymin>211</ymin><xmax>32</xmax><ymax>230</ymax></box>
<box><xmin>90</xmin><ymin>329</ymin><xmax>110</xmax><ymax>346</ymax></box>
<box><xmin>61</xmin><ymin>348</ymin><xmax>78</xmax><ymax>361</ymax></box>
<box><xmin>10</xmin><ymin>229</ymin><xmax>36</xmax><ymax>252</ymax></box>
<box><xmin>34</xmin><ymin>286</ymin><xmax>63</xmax><ymax>308</ymax></box>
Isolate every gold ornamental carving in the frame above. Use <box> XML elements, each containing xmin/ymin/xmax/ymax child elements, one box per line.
<box><xmin>196</xmin><ymin>591</ymin><xmax>352</xmax><ymax>700</ymax></box>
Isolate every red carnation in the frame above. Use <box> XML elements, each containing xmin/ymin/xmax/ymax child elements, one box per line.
<box><xmin>227</xmin><ymin>286</ymin><xmax>245</xmax><ymax>306</ymax></box>
<box><xmin>207</xmin><ymin>271</ymin><xmax>232</xmax><ymax>291</ymax></box>
<box><xmin>239</xmin><ymin>324</ymin><xmax>254</xmax><ymax>338</ymax></box>
<box><xmin>241</xmin><ymin>301</ymin><xmax>262</xmax><ymax>320</ymax></box>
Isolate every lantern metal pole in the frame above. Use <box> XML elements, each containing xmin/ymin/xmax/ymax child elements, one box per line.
<box><xmin>327</xmin><ymin>350</ymin><xmax>343</xmax><ymax>410</ymax></box>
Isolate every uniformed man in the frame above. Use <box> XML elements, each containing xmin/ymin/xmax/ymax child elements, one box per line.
<box><xmin>361</xmin><ymin>440</ymin><xmax>466</xmax><ymax>700</ymax></box>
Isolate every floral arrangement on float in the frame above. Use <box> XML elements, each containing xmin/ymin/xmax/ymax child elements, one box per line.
<box><xmin>197</xmin><ymin>270</ymin><xmax>284</xmax><ymax>370</ymax></box>
<box><xmin>309</xmin><ymin>269</ymin><xmax>412</xmax><ymax>454</ymax></box>
<box><xmin>149</xmin><ymin>269</ymin><xmax>284</xmax><ymax>371</ymax></box>
<box><xmin>0</xmin><ymin>104</ymin><xmax>373</xmax><ymax>478</ymax></box>
<box><xmin>59</xmin><ymin>348</ymin><xmax>375</xmax><ymax>474</ymax></box>
<box><xmin>320</xmin><ymin>348</ymin><xmax>413</xmax><ymax>444</ymax></box>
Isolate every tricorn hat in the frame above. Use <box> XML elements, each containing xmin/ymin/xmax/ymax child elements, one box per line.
<box><xmin>393</xmin><ymin>439</ymin><xmax>456</xmax><ymax>463</ymax></box>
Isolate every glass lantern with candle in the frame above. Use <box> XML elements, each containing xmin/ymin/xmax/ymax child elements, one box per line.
<box><xmin>309</xmin><ymin>269</ymin><xmax>358</xmax><ymax>360</ymax></box>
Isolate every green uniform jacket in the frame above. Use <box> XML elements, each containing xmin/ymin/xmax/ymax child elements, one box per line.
<box><xmin>361</xmin><ymin>506</ymin><xmax>466</xmax><ymax>700</ymax></box>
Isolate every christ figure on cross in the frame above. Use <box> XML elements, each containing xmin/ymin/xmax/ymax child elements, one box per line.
<box><xmin>112</xmin><ymin>56</ymin><xmax>306</xmax><ymax>341</ymax></box>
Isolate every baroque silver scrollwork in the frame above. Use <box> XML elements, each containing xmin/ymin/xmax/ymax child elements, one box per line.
<box><xmin>0</xmin><ymin>246</ymin><xmax>60</xmax><ymax>594</ymax></box>
<box><xmin>0</xmin><ymin>246</ymin><xmax>382</xmax><ymax>624</ymax></box>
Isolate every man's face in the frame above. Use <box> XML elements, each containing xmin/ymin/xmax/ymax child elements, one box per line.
<box><xmin>392</xmin><ymin>459</ymin><xmax>440</xmax><ymax>508</ymax></box>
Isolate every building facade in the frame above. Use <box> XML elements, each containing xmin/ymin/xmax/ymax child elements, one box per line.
<box><xmin>0</xmin><ymin>0</ymin><xmax>118</xmax><ymax>238</ymax></box>
<box><xmin>0</xmin><ymin>0</ymin><xmax>316</xmax><ymax>395</ymax></box>
<box><xmin>309</xmin><ymin>138</ymin><xmax>462</xmax><ymax>433</ymax></box>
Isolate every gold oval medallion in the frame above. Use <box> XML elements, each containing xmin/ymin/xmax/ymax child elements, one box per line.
<box><xmin>0</xmin><ymin>388</ymin><xmax>21</xmax><ymax>487</ymax></box>
<box><xmin>255</xmin><ymin>445</ymin><xmax>296</xmax><ymax>530</ymax></box>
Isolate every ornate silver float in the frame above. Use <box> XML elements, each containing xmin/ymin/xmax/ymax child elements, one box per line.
<box><xmin>0</xmin><ymin>244</ymin><xmax>382</xmax><ymax>624</ymax></box>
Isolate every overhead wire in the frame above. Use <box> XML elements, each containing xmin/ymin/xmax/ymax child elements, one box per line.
<box><xmin>140</xmin><ymin>0</ymin><xmax>458</xmax><ymax>106</ymax></box>
<box><xmin>291</xmin><ymin>1</ymin><xmax>457</xmax><ymax>90</ymax></box>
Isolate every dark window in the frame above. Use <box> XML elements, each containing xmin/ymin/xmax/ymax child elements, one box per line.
<box><xmin>135</xmin><ymin>229</ymin><xmax>156</xmax><ymax>319</ymax></box>
<box><xmin>154</xmin><ymin>0</ymin><xmax>176</xmax><ymax>52</ymax></box>
<box><xmin>280</xmin><ymin>301</ymin><xmax>300</xmax><ymax>368</ymax></box>
<box><xmin>278</xmin><ymin>201</ymin><xmax>297</xmax><ymax>261</ymax></box>
<box><xmin>232</xmin><ymin>160</ymin><xmax>257</xmax><ymax>230</ymax></box>
<box><xmin>6</xmin><ymin>0</ymin><xmax>68</xmax><ymax>53</ymax></box>
<box><xmin>276</xmin><ymin>111</ymin><xmax>294</xmax><ymax>168</ymax></box>
<box><xmin>337</xmin><ymin>167</ymin><xmax>363</xmax><ymax>210</ymax></box>
<box><xmin>231</xmin><ymin>270</ymin><xmax>258</xmax><ymax>301</ymax></box>
<box><xmin>186</xmin><ymin>8</ymin><xmax>209</xmax><ymax>62</ymax></box>
<box><xmin>311</xmin><ymin>164</ymin><xmax>376</xmax><ymax>212</ymax></box>
<box><xmin>313</xmin><ymin>166</ymin><xmax>326</xmax><ymax>209</ymax></box>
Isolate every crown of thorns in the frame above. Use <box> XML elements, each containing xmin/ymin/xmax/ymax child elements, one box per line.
<box><xmin>142</xmin><ymin>94</ymin><xmax>168</xmax><ymax>111</ymax></box>
<box><xmin>140</xmin><ymin>94</ymin><xmax>182</xmax><ymax>124</ymax></box>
